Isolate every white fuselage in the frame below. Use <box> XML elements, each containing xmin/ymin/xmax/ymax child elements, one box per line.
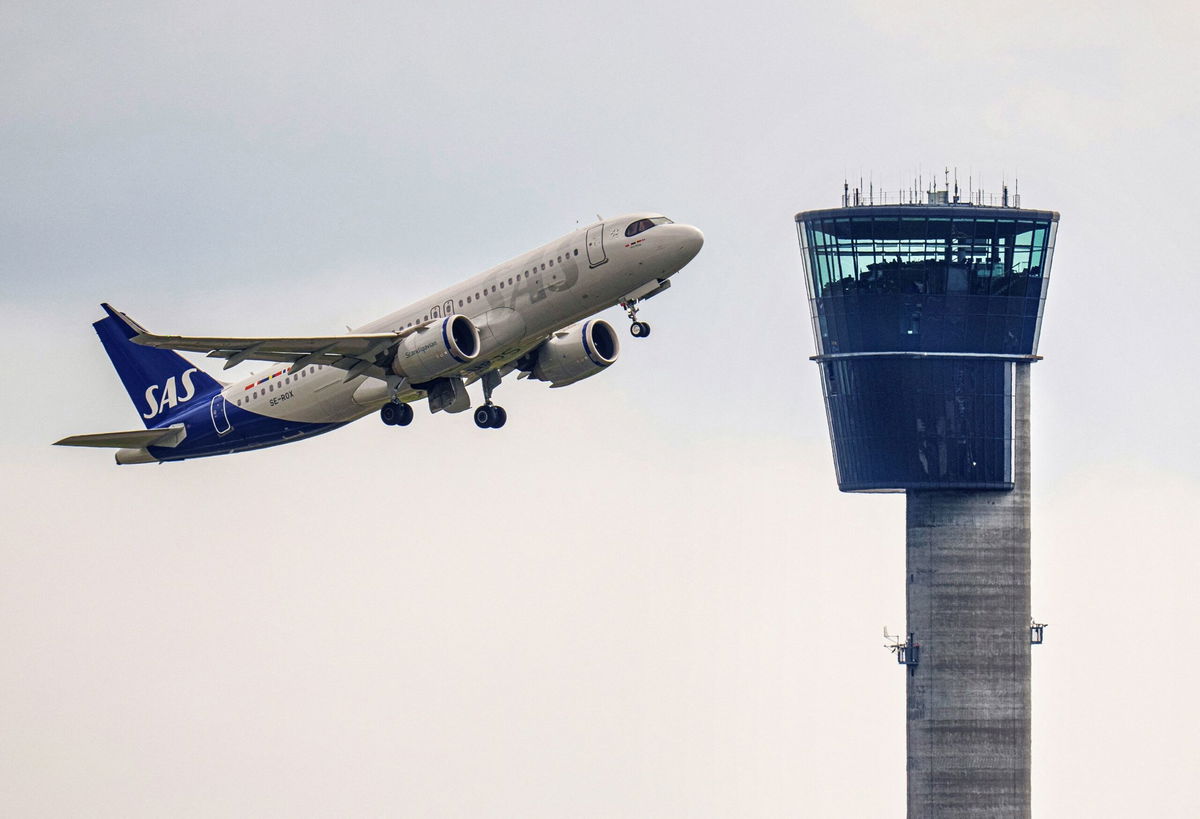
<box><xmin>222</xmin><ymin>213</ymin><xmax>703</xmax><ymax>426</ymax></box>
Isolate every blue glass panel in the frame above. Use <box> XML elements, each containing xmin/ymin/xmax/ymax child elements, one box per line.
<box><xmin>900</xmin><ymin>218</ymin><xmax>927</xmax><ymax>240</ymax></box>
<box><xmin>822</xmin><ymin>358</ymin><xmax>1014</xmax><ymax>490</ymax></box>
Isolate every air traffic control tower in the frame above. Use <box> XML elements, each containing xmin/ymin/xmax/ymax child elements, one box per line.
<box><xmin>795</xmin><ymin>181</ymin><xmax>1058</xmax><ymax>818</ymax></box>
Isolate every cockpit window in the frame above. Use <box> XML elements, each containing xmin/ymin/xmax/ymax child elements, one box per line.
<box><xmin>625</xmin><ymin>216</ymin><xmax>673</xmax><ymax>237</ymax></box>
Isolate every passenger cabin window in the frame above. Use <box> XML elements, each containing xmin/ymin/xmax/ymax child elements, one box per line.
<box><xmin>625</xmin><ymin>216</ymin><xmax>673</xmax><ymax>237</ymax></box>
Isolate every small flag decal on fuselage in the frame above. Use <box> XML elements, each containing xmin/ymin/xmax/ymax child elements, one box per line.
<box><xmin>244</xmin><ymin>370</ymin><xmax>291</xmax><ymax>390</ymax></box>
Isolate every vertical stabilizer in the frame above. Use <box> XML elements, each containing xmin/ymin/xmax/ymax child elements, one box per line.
<box><xmin>94</xmin><ymin>304</ymin><xmax>221</xmax><ymax>428</ymax></box>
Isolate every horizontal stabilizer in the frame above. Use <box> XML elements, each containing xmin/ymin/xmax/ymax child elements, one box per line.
<box><xmin>54</xmin><ymin>424</ymin><xmax>187</xmax><ymax>449</ymax></box>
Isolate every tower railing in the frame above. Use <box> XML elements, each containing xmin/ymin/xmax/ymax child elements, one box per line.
<box><xmin>840</xmin><ymin>189</ymin><xmax>1022</xmax><ymax>208</ymax></box>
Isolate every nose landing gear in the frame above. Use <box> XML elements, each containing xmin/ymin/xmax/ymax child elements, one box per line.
<box><xmin>621</xmin><ymin>299</ymin><xmax>651</xmax><ymax>338</ymax></box>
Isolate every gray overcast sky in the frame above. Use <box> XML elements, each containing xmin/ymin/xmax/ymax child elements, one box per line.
<box><xmin>3</xmin><ymin>1</ymin><xmax>1198</xmax><ymax>816</ymax></box>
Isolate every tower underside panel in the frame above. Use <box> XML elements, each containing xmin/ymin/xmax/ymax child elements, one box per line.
<box><xmin>905</xmin><ymin>364</ymin><xmax>1031</xmax><ymax>818</ymax></box>
<box><xmin>823</xmin><ymin>358</ymin><xmax>1014</xmax><ymax>491</ymax></box>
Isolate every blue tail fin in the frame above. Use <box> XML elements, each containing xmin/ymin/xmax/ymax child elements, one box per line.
<box><xmin>94</xmin><ymin>304</ymin><xmax>222</xmax><ymax>428</ymax></box>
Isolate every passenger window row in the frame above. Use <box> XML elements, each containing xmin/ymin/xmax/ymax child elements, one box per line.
<box><xmin>236</xmin><ymin>365</ymin><xmax>320</xmax><ymax>406</ymax></box>
<box><xmin>394</xmin><ymin>248</ymin><xmax>581</xmax><ymax>324</ymax></box>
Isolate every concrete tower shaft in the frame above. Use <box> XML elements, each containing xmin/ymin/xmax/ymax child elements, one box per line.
<box><xmin>905</xmin><ymin>364</ymin><xmax>1031</xmax><ymax>816</ymax></box>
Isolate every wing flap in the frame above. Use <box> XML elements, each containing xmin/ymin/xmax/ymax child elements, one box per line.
<box><xmin>54</xmin><ymin>424</ymin><xmax>187</xmax><ymax>449</ymax></box>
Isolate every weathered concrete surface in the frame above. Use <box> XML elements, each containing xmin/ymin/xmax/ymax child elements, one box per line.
<box><xmin>905</xmin><ymin>364</ymin><xmax>1031</xmax><ymax>818</ymax></box>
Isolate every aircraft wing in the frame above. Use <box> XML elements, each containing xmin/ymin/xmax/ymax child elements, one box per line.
<box><xmin>102</xmin><ymin>303</ymin><xmax>418</xmax><ymax>381</ymax></box>
<box><xmin>55</xmin><ymin>424</ymin><xmax>187</xmax><ymax>449</ymax></box>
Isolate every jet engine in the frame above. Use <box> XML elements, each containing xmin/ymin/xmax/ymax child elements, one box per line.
<box><xmin>391</xmin><ymin>314</ymin><xmax>481</xmax><ymax>382</ymax></box>
<box><xmin>529</xmin><ymin>319</ymin><xmax>620</xmax><ymax>387</ymax></box>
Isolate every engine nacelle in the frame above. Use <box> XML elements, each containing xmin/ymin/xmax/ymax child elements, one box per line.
<box><xmin>530</xmin><ymin>319</ymin><xmax>620</xmax><ymax>387</ymax></box>
<box><xmin>391</xmin><ymin>314</ymin><xmax>480</xmax><ymax>382</ymax></box>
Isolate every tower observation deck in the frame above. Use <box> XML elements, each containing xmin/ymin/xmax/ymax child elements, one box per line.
<box><xmin>795</xmin><ymin>184</ymin><xmax>1059</xmax><ymax>817</ymax></box>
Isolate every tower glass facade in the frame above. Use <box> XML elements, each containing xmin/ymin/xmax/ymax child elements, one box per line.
<box><xmin>797</xmin><ymin>207</ymin><xmax>1058</xmax><ymax>356</ymax></box>
<box><xmin>796</xmin><ymin>205</ymin><xmax>1059</xmax><ymax>492</ymax></box>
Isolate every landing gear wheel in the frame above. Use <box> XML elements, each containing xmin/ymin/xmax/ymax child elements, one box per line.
<box><xmin>474</xmin><ymin>405</ymin><xmax>507</xmax><ymax>429</ymax></box>
<box><xmin>381</xmin><ymin>402</ymin><xmax>413</xmax><ymax>427</ymax></box>
<box><xmin>622</xmin><ymin>299</ymin><xmax>650</xmax><ymax>339</ymax></box>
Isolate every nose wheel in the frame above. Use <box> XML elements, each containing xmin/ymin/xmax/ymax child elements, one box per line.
<box><xmin>621</xmin><ymin>299</ymin><xmax>652</xmax><ymax>338</ymax></box>
<box><xmin>381</xmin><ymin>401</ymin><xmax>414</xmax><ymax>426</ymax></box>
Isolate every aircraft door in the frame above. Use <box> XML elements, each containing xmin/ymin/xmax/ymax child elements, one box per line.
<box><xmin>210</xmin><ymin>394</ymin><xmax>232</xmax><ymax>436</ymax></box>
<box><xmin>586</xmin><ymin>224</ymin><xmax>607</xmax><ymax>268</ymax></box>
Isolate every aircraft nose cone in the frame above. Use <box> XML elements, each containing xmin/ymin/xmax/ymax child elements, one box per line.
<box><xmin>678</xmin><ymin>224</ymin><xmax>704</xmax><ymax>263</ymax></box>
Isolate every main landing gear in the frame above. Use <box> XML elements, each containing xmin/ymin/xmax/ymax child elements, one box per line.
<box><xmin>474</xmin><ymin>369</ymin><xmax>507</xmax><ymax>429</ymax></box>
<box><xmin>621</xmin><ymin>299</ymin><xmax>651</xmax><ymax>338</ymax></box>
<box><xmin>380</xmin><ymin>401</ymin><xmax>413</xmax><ymax>426</ymax></box>
<box><xmin>473</xmin><ymin>404</ymin><xmax>507</xmax><ymax>429</ymax></box>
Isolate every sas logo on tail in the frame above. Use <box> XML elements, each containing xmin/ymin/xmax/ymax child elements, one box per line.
<box><xmin>142</xmin><ymin>368</ymin><xmax>201</xmax><ymax>419</ymax></box>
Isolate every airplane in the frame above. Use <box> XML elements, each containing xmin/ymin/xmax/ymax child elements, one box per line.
<box><xmin>55</xmin><ymin>212</ymin><xmax>704</xmax><ymax>464</ymax></box>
